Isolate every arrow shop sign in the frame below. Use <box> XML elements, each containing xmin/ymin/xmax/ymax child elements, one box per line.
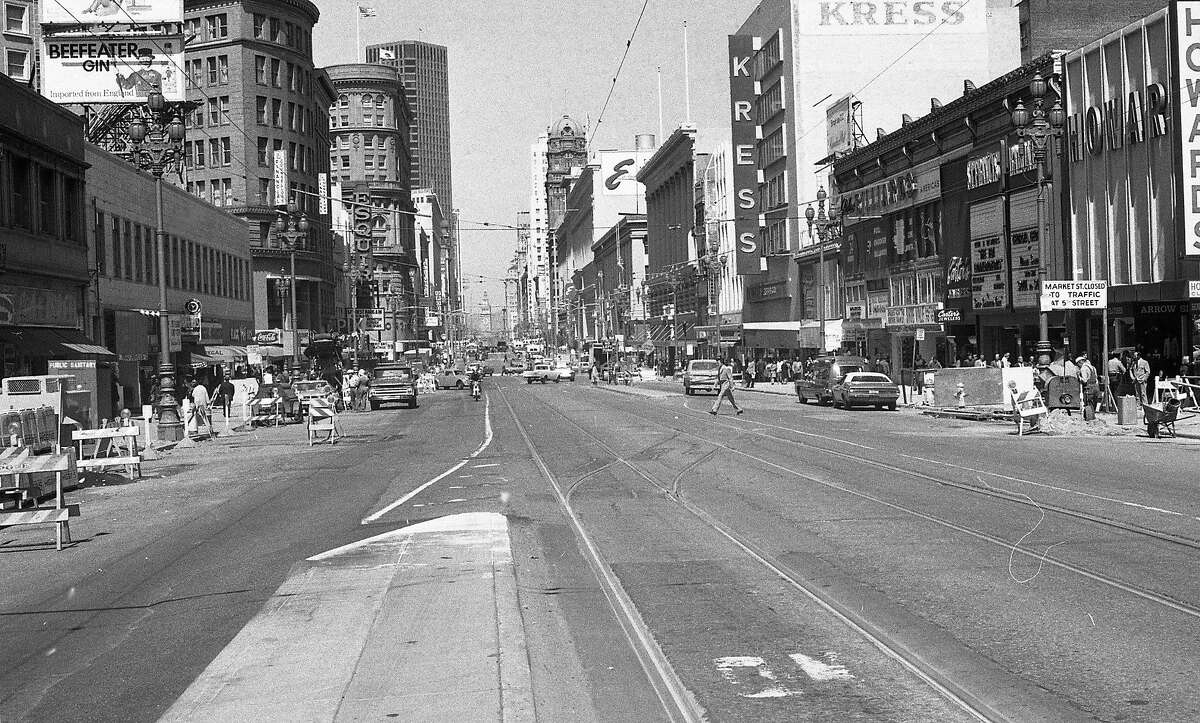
<box><xmin>1039</xmin><ymin>280</ymin><xmax>1108</xmax><ymax>311</ymax></box>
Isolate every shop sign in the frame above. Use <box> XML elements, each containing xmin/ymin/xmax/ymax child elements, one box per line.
<box><xmin>1007</xmin><ymin>139</ymin><xmax>1037</xmax><ymax>176</ymax></box>
<box><xmin>826</xmin><ymin>94</ymin><xmax>854</xmax><ymax>156</ymax></box>
<box><xmin>936</xmin><ymin>308</ymin><xmax>963</xmax><ymax>323</ymax></box>
<box><xmin>945</xmin><ymin>255</ymin><xmax>970</xmax><ymax>299</ymax></box>
<box><xmin>846</xmin><ymin>302</ymin><xmax>865</xmax><ymax>320</ymax></box>
<box><xmin>167</xmin><ymin>315</ymin><xmax>182</xmax><ymax>353</ymax></box>
<box><xmin>42</xmin><ymin>36</ymin><xmax>185</xmax><ymax>104</ymax></box>
<box><xmin>885</xmin><ymin>303</ymin><xmax>942</xmax><ymax>328</ymax></box>
<box><xmin>748</xmin><ymin>280</ymin><xmax>788</xmax><ymax>302</ymax></box>
<box><xmin>199</xmin><ymin>320</ymin><xmax>224</xmax><ymax>344</ymax></box>
<box><xmin>728</xmin><ymin>35</ymin><xmax>763</xmax><ymax>275</ymax></box>
<box><xmin>228</xmin><ymin>322</ymin><xmax>254</xmax><ymax>344</ymax></box>
<box><xmin>1066</xmin><ymin>83</ymin><xmax>1168</xmax><ymax>163</ymax></box>
<box><xmin>0</xmin><ymin>285</ymin><xmax>79</xmax><ymax>327</ymax></box>
<box><xmin>1009</xmin><ymin>228</ymin><xmax>1041</xmax><ymax>309</ymax></box>
<box><xmin>799</xmin><ymin>0</ymin><xmax>985</xmax><ymax>34</ymax></box>
<box><xmin>867</xmin><ymin>291</ymin><xmax>889</xmax><ymax>319</ymax></box>
<box><xmin>1175</xmin><ymin>1</ymin><xmax>1200</xmax><ymax>256</ymax></box>
<box><xmin>966</xmin><ymin>150</ymin><xmax>1002</xmax><ymax>190</ymax></box>
<box><xmin>253</xmin><ymin>329</ymin><xmax>282</xmax><ymax>345</ymax></box>
<box><xmin>1040</xmin><ymin>280</ymin><xmax>1108</xmax><ymax>311</ymax></box>
<box><xmin>840</xmin><ymin>160</ymin><xmax>941</xmax><ymax>217</ymax></box>
<box><xmin>970</xmin><ymin>234</ymin><xmax>1008</xmax><ymax>310</ymax></box>
<box><xmin>1189</xmin><ymin>280</ymin><xmax>1200</xmax><ymax>298</ymax></box>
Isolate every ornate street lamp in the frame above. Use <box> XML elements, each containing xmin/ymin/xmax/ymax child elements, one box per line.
<box><xmin>805</xmin><ymin>187</ymin><xmax>842</xmax><ymax>353</ymax></box>
<box><xmin>127</xmin><ymin>87</ymin><xmax>186</xmax><ymax>442</ymax></box>
<box><xmin>275</xmin><ymin>201</ymin><xmax>310</xmax><ymax>369</ymax></box>
<box><xmin>1010</xmin><ymin>72</ymin><xmax>1065</xmax><ymax>369</ymax></box>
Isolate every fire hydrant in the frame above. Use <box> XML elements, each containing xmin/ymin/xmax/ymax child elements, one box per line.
<box><xmin>954</xmin><ymin>382</ymin><xmax>967</xmax><ymax>408</ymax></box>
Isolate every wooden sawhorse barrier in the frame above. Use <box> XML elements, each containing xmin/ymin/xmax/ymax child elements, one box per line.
<box><xmin>0</xmin><ymin>447</ymin><xmax>79</xmax><ymax>550</ymax></box>
<box><xmin>73</xmin><ymin>427</ymin><xmax>142</xmax><ymax>480</ymax></box>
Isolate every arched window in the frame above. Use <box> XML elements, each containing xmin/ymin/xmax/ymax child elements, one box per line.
<box><xmin>361</xmin><ymin>94</ymin><xmax>373</xmax><ymax>106</ymax></box>
<box><xmin>337</xmin><ymin>94</ymin><xmax>348</xmax><ymax>108</ymax></box>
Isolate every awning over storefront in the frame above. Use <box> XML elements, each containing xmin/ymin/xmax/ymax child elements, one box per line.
<box><xmin>203</xmin><ymin>345</ymin><xmax>249</xmax><ymax>363</ymax></box>
<box><xmin>188</xmin><ymin>354</ymin><xmax>218</xmax><ymax>369</ymax></box>
<box><xmin>0</xmin><ymin>327</ymin><xmax>115</xmax><ymax>358</ymax></box>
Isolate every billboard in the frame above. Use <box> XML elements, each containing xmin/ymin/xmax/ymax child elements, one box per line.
<box><xmin>795</xmin><ymin>0</ymin><xmax>985</xmax><ymax>35</ymax></box>
<box><xmin>826</xmin><ymin>94</ymin><xmax>854</xmax><ymax>156</ymax></box>
<box><xmin>728</xmin><ymin>35</ymin><xmax>762</xmax><ymax>276</ymax></box>
<box><xmin>42</xmin><ymin>0</ymin><xmax>183</xmax><ymax>24</ymax></box>
<box><xmin>598</xmin><ymin>150</ymin><xmax>651</xmax><ymax>196</ymax></box>
<box><xmin>42</xmin><ymin>36</ymin><xmax>184</xmax><ymax>104</ymax></box>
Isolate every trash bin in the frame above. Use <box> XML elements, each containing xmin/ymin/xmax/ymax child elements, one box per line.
<box><xmin>1116</xmin><ymin>395</ymin><xmax>1138</xmax><ymax>425</ymax></box>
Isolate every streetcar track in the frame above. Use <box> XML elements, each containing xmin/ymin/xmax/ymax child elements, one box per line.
<box><xmin>511</xmin><ymin>382</ymin><xmax>996</xmax><ymax>721</ymax></box>
<box><xmin>495</xmin><ymin>385</ymin><xmax>705</xmax><ymax>723</ymax></box>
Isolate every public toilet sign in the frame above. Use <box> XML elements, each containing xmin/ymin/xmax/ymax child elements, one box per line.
<box><xmin>1039</xmin><ymin>280</ymin><xmax>1108</xmax><ymax>311</ymax></box>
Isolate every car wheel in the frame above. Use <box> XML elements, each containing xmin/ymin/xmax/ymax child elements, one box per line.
<box><xmin>456</xmin><ymin>381</ymin><xmax>464</xmax><ymax>389</ymax></box>
<box><xmin>875</xmin><ymin>404</ymin><xmax>883</xmax><ymax>410</ymax></box>
<box><xmin>797</xmin><ymin>394</ymin><xmax>807</xmax><ymax>404</ymax></box>
<box><xmin>684</xmin><ymin>386</ymin><xmax>691</xmax><ymax>395</ymax></box>
<box><xmin>888</xmin><ymin>401</ymin><xmax>897</xmax><ymax>411</ymax></box>
<box><xmin>370</xmin><ymin>401</ymin><xmax>380</xmax><ymax>410</ymax></box>
<box><xmin>526</xmin><ymin>378</ymin><xmax>532</xmax><ymax>384</ymax></box>
<box><xmin>554</xmin><ymin>378</ymin><xmax>560</xmax><ymax>383</ymax></box>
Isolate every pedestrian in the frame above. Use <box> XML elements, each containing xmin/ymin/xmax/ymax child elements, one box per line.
<box><xmin>876</xmin><ymin>356</ymin><xmax>891</xmax><ymax>377</ymax></box>
<box><xmin>1107</xmin><ymin>352</ymin><xmax>1127</xmax><ymax>396</ymax></box>
<box><xmin>189</xmin><ymin>378</ymin><xmax>210</xmax><ymax>432</ymax></box>
<box><xmin>1130</xmin><ymin>349</ymin><xmax>1151</xmax><ymax>405</ymax></box>
<box><xmin>743</xmin><ymin>360</ymin><xmax>754</xmax><ymax>388</ymax></box>
<box><xmin>278</xmin><ymin>373</ymin><xmax>299</xmax><ymax>421</ymax></box>
<box><xmin>261</xmin><ymin>366</ymin><xmax>275</xmax><ymax>385</ymax></box>
<box><xmin>1077</xmin><ymin>354</ymin><xmax>1100</xmax><ymax>411</ymax></box>
<box><xmin>973</xmin><ymin>356</ymin><xmax>987</xmax><ymax>368</ymax></box>
<box><xmin>217</xmin><ymin>376</ymin><xmax>235</xmax><ymax>419</ymax></box>
<box><xmin>347</xmin><ymin>368</ymin><xmax>361</xmax><ymax>411</ymax></box>
<box><xmin>1001</xmin><ymin>352</ymin><xmax>1012</xmax><ymax>368</ymax></box>
<box><xmin>710</xmin><ymin>358</ymin><xmax>743</xmax><ymax>416</ymax></box>
<box><xmin>356</xmin><ymin>368</ymin><xmax>372</xmax><ymax>411</ymax></box>
<box><xmin>756</xmin><ymin>358</ymin><xmax>766</xmax><ymax>385</ymax></box>
<box><xmin>914</xmin><ymin>354</ymin><xmax>926</xmax><ymax>395</ymax></box>
<box><xmin>780</xmin><ymin>358</ymin><xmax>792</xmax><ymax>383</ymax></box>
<box><xmin>766</xmin><ymin>359</ymin><xmax>777</xmax><ymax>384</ymax></box>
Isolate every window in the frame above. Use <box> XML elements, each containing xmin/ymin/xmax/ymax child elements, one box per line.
<box><xmin>194</xmin><ymin>179</ymin><xmax>206</xmax><ymax>202</ymax></box>
<box><xmin>191</xmin><ymin>105</ymin><xmax>204</xmax><ymax>128</ymax></box>
<box><xmin>341</xmin><ymin>155</ymin><xmax>350</xmax><ymax>169</ymax></box>
<box><xmin>217</xmin><ymin>55</ymin><xmax>229</xmax><ymax>84</ymax></box>
<box><xmin>184</xmin><ymin>17</ymin><xmax>201</xmax><ymax>42</ymax></box>
<box><xmin>287</xmin><ymin>101</ymin><xmax>296</xmax><ymax>131</ymax></box>
<box><xmin>38</xmin><ymin>167</ymin><xmax>56</xmax><ymax>236</ymax></box>
<box><xmin>257</xmin><ymin>137</ymin><xmax>269</xmax><ymax>166</ymax></box>
<box><xmin>207</xmin><ymin>97</ymin><xmax>220</xmax><ymax>125</ymax></box>
<box><xmin>289</xmin><ymin>142</ymin><xmax>297</xmax><ymax>171</ymax></box>
<box><xmin>756</xmin><ymin>81</ymin><xmax>784</xmax><ymax>124</ymax></box>
<box><xmin>206</xmin><ymin>56</ymin><xmax>218</xmax><ymax>84</ymax></box>
<box><xmin>193</xmin><ymin>139</ymin><xmax>205</xmax><ymax>168</ymax></box>
<box><xmin>255</xmin><ymin>55</ymin><xmax>267</xmax><ymax>85</ymax></box>
<box><xmin>376</xmin><ymin>96</ymin><xmax>386</xmax><ymax>108</ymax></box>
<box><xmin>376</xmin><ymin>113</ymin><xmax>385</xmax><ymax>127</ymax></box>
<box><xmin>338</xmin><ymin>94</ymin><xmax>349</xmax><ymax>108</ymax></box>
<box><xmin>361</xmin><ymin>94</ymin><xmax>372</xmax><ymax>106</ymax></box>
<box><xmin>256</xmin><ymin>96</ymin><xmax>268</xmax><ymax>125</ymax></box>
<box><xmin>271</xmin><ymin>98</ymin><xmax>282</xmax><ymax>127</ymax></box>
<box><xmin>187</xmin><ymin>58</ymin><xmax>203</xmax><ymax>87</ymax></box>
<box><xmin>218</xmin><ymin>96</ymin><xmax>228</xmax><ymax>124</ymax></box>
<box><xmin>123</xmin><ymin>220</ymin><xmax>133</xmax><ymax>280</ymax></box>
<box><xmin>364</xmin><ymin>155</ymin><xmax>374</xmax><ymax>169</ymax></box>
<box><xmin>5</xmin><ymin>3</ymin><xmax>29</xmax><ymax>34</ymax></box>
<box><xmin>258</xmin><ymin>178</ymin><xmax>270</xmax><ymax>203</ymax></box>
<box><xmin>111</xmin><ymin>215</ymin><xmax>121</xmax><ymax>278</ymax></box>
<box><xmin>64</xmin><ymin>177</ymin><xmax>81</xmax><ymax>242</ymax></box>
<box><xmin>5</xmin><ymin>49</ymin><xmax>28</xmax><ymax>80</ymax></box>
<box><xmin>760</xmin><ymin>127</ymin><xmax>786</xmax><ymax>166</ymax></box>
<box><xmin>94</xmin><ymin>209</ymin><xmax>106</xmax><ymax>274</ymax></box>
<box><xmin>205</xmin><ymin>14</ymin><xmax>227</xmax><ymax>40</ymax></box>
<box><xmin>288</xmin><ymin>62</ymin><xmax>297</xmax><ymax>91</ymax></box>
<box><xmin>270</xmin><ymin>58</ymin><xmax>281</xmax><ymax>87</ymax></box>
<box><xmin>283</xmin><ymin>21</ymin><xmax>293</xmax><ymax>47</ymax></box>
<box><xmin>364</xmin><ymin>135</ymin><xmax>374</xmax><ymax>148</ymax></box>
<box><xmin>253</xmin><ymin>13</ymin><xmax>266</xmax><ymax>38</ymax></box>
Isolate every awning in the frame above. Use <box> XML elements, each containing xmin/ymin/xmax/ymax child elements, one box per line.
<box><xmin>0</xmin><ymin>327</ymin><xmax>115</xmax><ymax>358</ymax></box>
<box><xmin>254</xmin><ymin>345</ymin><xmax>290</xmax><ymax>359</ymax></box>
<box><xmin>189</xmin><ymin>353</ymin><xmax>218</xmax><ymax>368</ymax></box>
<box><xmin>204</xmin><ymin>345</ymin><xmax>249</xmax><ymax>362</ymax></box>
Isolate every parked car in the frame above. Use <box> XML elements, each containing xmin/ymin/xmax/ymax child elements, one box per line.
<box><xmin>293</xmin><ymin>379</ymin><xmax>339</xmax><ymax>412</ymax></box>
<box><xmin>522</xmin><ymin>362</ymin><xmax>557</xmax><ymax>384</ymax></box>
<box><xmin>831</xmin><ymin>371</ymin><xmax>900</xmax><ymax>410</ymax></box>
<box><xmin>434</xmin><ymin>368</ymin><xmax>470</xmax><ymax>389</ymax></box>
<box><xmin>504</xmin><ymin>360</ymin><xmax>527</xmax><ymax>375</ymax></box>
<box><xmin>794</xmin><ymin>355</ymin><xmax>871</xmax><ymax>405</ymax></box>
<box><xmin>683</xmin><ymin>359</ymin><xmax>721</xmax><ymax>395</ymax></box>
<box><xmin>554</xmin><ymin>362</ymin><xmax>575</xmax><ymax>381</ymax></box>
<box><xmin>370</xmin><ymin>365</ymin><xmax>418</xmax><ymax>409</ymax></box>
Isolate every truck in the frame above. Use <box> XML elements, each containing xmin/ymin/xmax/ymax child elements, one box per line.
<box><xmin>521</xmin><ymin>362</ymin><xmax>557</xmax><ymax>384</ymax></box>
<box><xmin>368</xmin><ymin>364</ymin><xmax>418</xmax><ymax>409</ymax></box>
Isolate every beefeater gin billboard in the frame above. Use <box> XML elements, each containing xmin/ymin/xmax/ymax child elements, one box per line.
<box><xmin>42</xmin><ymin>36</ymin><xmax>185</xmax><ymax>104</ymax></box>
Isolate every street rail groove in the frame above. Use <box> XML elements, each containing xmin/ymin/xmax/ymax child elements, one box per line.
<box><xmin>495</xmin><ymin>385</ymin><xmax>706</xmax><ymax>723</ymax></box>
<box><xmin>594</xmin><ymin>395</ymin><xmax>1200</xmax><ymax>619</ymax></box>
<box><xmin>522</xmin><ymin>385</ymin><xmax>998</xmax><ymax>722</ymax></box>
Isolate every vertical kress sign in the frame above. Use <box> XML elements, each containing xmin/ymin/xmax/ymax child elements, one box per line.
<box><xmin>729</xmin><ymin>35</ymin><xmax>762</xmax><ymax>276</ymax></box>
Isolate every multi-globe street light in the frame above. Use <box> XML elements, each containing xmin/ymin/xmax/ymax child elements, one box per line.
<box><xmin>126</xmin><ymin>88</ymin><xmax>186</xmax><ymax>442</ymax></box>
<box><xmin>805</xmin><ymin>187</ymin><xmax>841</xmax><ymax>354</ymax></box>
<box><xmin>275</xmin><ymin>201</ymin><xmax>310</xmax><ymax>368</ymax></box>
<box><xmin>1010</xmin><ymin>72</ymin><xmax>1066</xmax><ymax>369</ymax></box>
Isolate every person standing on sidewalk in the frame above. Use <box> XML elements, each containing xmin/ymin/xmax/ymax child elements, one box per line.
<box><xmin>216</xmin><ymin>376</ymin><xmax>235</xmax><ymax>420</ymax></box>
<box><xmin>1130</xmin><ymin>349</ymin><xmax>1151</xmax><ymax>405</ymax></box>
<box><xmin>710</xmin><ymin>358</ymin><xmax>744</xmax><ymax>416</ymax></box>
<box><xmin>189</xmin><ymin>379</ymin><xmax>210</xmax><ymax>432</ymax></box>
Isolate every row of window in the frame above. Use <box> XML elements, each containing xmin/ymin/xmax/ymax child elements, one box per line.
<box><xmin>185</xmin><ymin>55</ymin><xmax>230</xmax><ymax>87</ymax></box>
<box><xmin>184</xmin><ymin>178</ymin><xmax>235</xmax><ymax>207</ymax></box>
<box><xmin>330</xmin><ymin>113</ymin><xmax>391</xmax><ymax>129</ymax></box>
<box><xmin>761</xmin><ymin>127</ymin><xmax>786</xmax><ymax>167</ymax></box>
<box><xmin>255</xmin><ymin>96</ymin><xmax>316</xmax><ymax>136</ymax></box>
<box><xmin>334</xmin><ymin>134</ymin><xmax>392</xmax><ymax>149</ymax></box>
<box><xmin>189</xmin><ymin>96</ymin><xmax>230</xmax><ymax>128</ymax></box>
<box><xmin>254</xmin><ymin>55</ymin><xmax>313</xmax><ymax>95</ymax></box>
<box><xmin>252</xmin><ymin>13</ymin><xmax>311</xmax><ymax>54</ymax></box>
<box><xmin>335</xmin><ymin>94</ymin><xmax>389</xmax><ymax>109</ymax></box>
<box><xmin>1</xmin><ymin>152</ymin><xmax>83</xmax><ymax>243</ymax></box>
<box><xmin>255</xmin><ymin>137</ymin><xmax>317</xmax><ymax>175</ymax></box>
<box><xmin>184</xmin><ymin>137</ymin><xmax>233</xmax><ymax>169</ymax></box>
<box><xmin>94</xmin><ymin>209</ymin><xmax>251</xmax><ymax>302</ymax></box>
<box><xmin>183</xmin><ymin>14</ymin><xmax>228</xmax><ymax>43</ymax></box>
<box><xmin>332</xmin><ymin>154</ymin><xmax>393</xmax><ymax>171</ymax></box>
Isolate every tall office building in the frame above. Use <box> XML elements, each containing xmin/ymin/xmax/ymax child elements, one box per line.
<box><xmin>365</xmin><ymin>40</ymin><xmax>452</xmax><ymax>212</ymax></box>
<box><xmin>182</xmin><ymin>0</ymin><xmax>337</xmax><ymax>335</ymax></box>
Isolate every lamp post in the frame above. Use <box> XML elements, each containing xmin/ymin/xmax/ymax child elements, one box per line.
<box><xmin>805</xmin><ymin>187</ymin><xmax>841</xmax><ymax>354</ymax></box>
<box><xmin>1010</xmin><ymin>72</ymin><xmax>1065</xmax><ymax>369</ymax></box>
<box><xmin>127</xmin><ymin>89</ymin><xmax>186</xmax><ymax>442</ymax></box>
<box><xmin>275</xmin><ymin>201</ymin><xmax>310</xmax><ymax>370</ymax></box>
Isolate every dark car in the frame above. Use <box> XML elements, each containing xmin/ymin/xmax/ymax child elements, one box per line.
<box><xmin>794</xmin><ymin>355</ymin><xmax>871</xmax><ymax>405</ymax></box>
<box><xmin>831</xmin><ymin>371</ymin><xmax>900</xmax><ymax>410</ymax></box>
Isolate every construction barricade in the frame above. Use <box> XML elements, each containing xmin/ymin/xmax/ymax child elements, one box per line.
<box><xmin>0</xmin><ymin>447</ymin><xmax>79</xmax><ymax>550</ymax></box>
<box><xmin>73</xmin><ymin>427</ymin><xmax>141</xmax><ymax>479</ymax></box>
<box><xmin>306</xmin><ymin>398</ymin><xmax>342</xmax><ymax>445</ymax></box>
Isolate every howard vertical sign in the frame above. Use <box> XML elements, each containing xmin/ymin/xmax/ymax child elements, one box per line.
<box><xmin>728</xmin><ymin>35</ymin><xmax>762</xmax><ymax>275</ymax></box>
<box><xmin>1175</xmin><ymin>1</ymin><xmax>1200</xmax><ymax>256</ymax></box>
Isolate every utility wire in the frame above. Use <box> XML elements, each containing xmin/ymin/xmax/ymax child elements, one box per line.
<box><xmin>591</xmin><ymin>0</ymin><xmax>652</xmax><ymax>146</ymax></box>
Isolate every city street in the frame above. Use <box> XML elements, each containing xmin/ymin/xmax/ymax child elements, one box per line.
<box><xmin>2</xmin><ymin>366</ymin><xmax>1199</xmax><ymax>721</ymax></box>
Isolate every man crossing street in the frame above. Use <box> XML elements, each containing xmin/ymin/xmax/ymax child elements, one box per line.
<box><xmin>710</xmin><ymin>358</ymin><xmax>744</xmax><ymax>416</ymax></box>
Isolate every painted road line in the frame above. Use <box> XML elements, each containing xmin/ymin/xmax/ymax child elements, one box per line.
<box><xmin>473</xmin><ymin>463</ymin><xmax>500</xmax><ymax>468</ymax></box>
<box><xmin>361</xmin><ymin>395</ymin><xmax>494</xmax><ymax>524</ymax></box>
<box><xmin>163</xmin><ymin>512</ymin><xmax>532</xmax><ymax>723</ymax></box>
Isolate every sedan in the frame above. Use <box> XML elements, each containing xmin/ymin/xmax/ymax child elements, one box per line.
<box><xmin>433</xmin><ymin>369</ymin><xmax>470</xmax><ymax>390</ymax></box>
<box><xmin>554</xmin><ymin>364</ymin><xmax>575</xmax><ymax>381</ymax></box>
<box><xmin>831</xmin><ymin>372</ymin><xmax>900</xmax><ymax>410</ymax></box>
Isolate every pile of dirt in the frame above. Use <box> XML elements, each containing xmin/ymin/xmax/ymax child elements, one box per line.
<box><xmin>1038</xmin><ymin>409</ymin><xmax>1131</xmax><ymax>436</ymax></box>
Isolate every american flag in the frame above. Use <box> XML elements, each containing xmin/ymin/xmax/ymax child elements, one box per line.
<box><xmin>358</xmin><ymin>5</ymin><xmax>377</xmax><ymax>17</ymax></box>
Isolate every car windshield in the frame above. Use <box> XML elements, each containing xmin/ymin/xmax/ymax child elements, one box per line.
<box><xmin>377</xmin><ymin>368</ymin><xmax>412</xmax><ymax>381</ymax></box>
<box><xmin>689</xmin><ymin>361</ymin><xmax>720</xmax><ymax>371</ymax></box>
<box><xmin>846</xmin><ymin>373</ymin><xmax>892</xmax><ymax>383</ymax></box>
<box><xmin>834</xmin><ymin>364</ymin><xmax>864</xmax><ymax>375</ymax></box>
<box><xmin>295</xmin><ymin>381</ymin><xmax>329</xmax><ymax>393</ymax></box>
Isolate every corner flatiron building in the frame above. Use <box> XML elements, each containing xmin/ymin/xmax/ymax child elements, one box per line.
<box><xmin>365</xmin><ymin>40</ymin><xmax>453</xmax><ymax>214</ymax></box>
<box><xmin>182</xmin><ymin>0</ymin><xmax>337</xmax><ymax>333</ymax></box>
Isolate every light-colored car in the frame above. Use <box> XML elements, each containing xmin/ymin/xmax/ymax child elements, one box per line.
<box><xmin>522</xmin><ymin>362</ymin><xmax>557</xmax><ymax>384</ymax></box>
<box><xmin>831</xmin><ymin>371</ymin><xmax>900</xmax><ymax>410</ymax></box>
<box><xmin>683</xmin><ymin>359</ymin><xmax>721</xmax><ymax>395</ymax></box>
<box><xmin>554</xmin><ymin>363</ymin><xmax>575</xmax><ymax>381</ymax></box>
<box><xmin>434</xmin><ymin>369</ymin><xmax>470</xmax><ymax>390</ymax></box>
<box><xmin>294</xmin><ymin>379</ymin><xmax>339</xmax><ymax>411</ymax></box>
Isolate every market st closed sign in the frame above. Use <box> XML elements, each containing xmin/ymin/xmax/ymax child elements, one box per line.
<box><xmin>1040</xmin><ymin>280</ymin><xmax>1108</xmax><ymax>311</ymax></box>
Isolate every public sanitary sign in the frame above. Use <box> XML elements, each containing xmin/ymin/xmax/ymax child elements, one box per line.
<box><xmin>1040</xmin><ymin>280</ymin><xmax>1108</xmax><ymax>311</ymax></box>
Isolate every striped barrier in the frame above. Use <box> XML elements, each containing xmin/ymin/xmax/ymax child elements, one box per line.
<box><xmin>307</xmin><ymin>398</ymin><xmax>342</xmax><ymax>446</ymax></box>
<box><xmin>0</xmin><ymin>447</ymin><xmax>78</xmax><ymax>550</ymax></box>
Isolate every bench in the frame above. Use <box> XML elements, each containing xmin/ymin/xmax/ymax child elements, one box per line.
<box><xmin>73</xmin><ymin>427</ymin><xmax>141</xmax><ymax>479</ymax></box>
<box><xmin>1009</xmin><ymin>385</ymin><xmax>1048</xmax><ymax>436</ymax></box>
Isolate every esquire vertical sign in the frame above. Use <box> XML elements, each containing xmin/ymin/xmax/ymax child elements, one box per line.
<box><xmin>1175</xmin><ymin>0</ymin><xmax>1200</xmax><ymax>256</ymax></box>
<box><xmin>728</xmin><ymin>35</ymin><xmax>762</xmax><ymax>276</ymax></box>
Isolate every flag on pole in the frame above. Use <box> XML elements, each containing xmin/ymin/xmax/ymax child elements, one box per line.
<box><xmin>358</xmin><ymin>5</ymin><xmax>377</xmax><ymax>17</ymax></box>
<box><xmin>378</xmin><ymin>48</ymin><xmax>396</xmax><ymax>60</ymax></box>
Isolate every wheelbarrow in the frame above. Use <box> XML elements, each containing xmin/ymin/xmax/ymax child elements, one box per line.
<box><xmin>1144</xmin><ymin>399</ymin><xmax>1181</xmax><ymax>439</ymax></box>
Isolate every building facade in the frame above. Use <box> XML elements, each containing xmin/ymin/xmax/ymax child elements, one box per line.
<box><xmin>527</xmin><ymin>133</ymin><xmax>549</xmax><ymax>335</ymax></box>
<box><xmin>182</xmin><ymin>0</ymin><xmax>337</xmax><ymax>338</ymax></box>
<box><xmin>411</xmin><ymin>187</ymin><xmax>448</xmax><ymax>344</ymax></box>
<box><xmin>326</xmin><ymin>63</ymin><xmax>418</xmax><ymax>355</ymax></box>
<box><xmin>0</xmin><ymin>72</ymin><xmax>94</xmax><ymax>380</ymax></box>
<box><xmin>366</xmin><ymin>40</ymin><xmax>453</xmax><ymax>212</ymax></box>
<box><xmin>1016</xmin><ymin>0</ymin><xmax>1168</xmax><ymax>63</ymax></box>
<box><xmin>2</xmin><ymin>0</ymin><xmax>38</xmax><ymax>88</ymax></box>
<box><xmin>697</xmin><ymin>143</ymin><xmax>745</xmax><ymax>355</ymax></box>
<box><xmin>544</xmin><ymin>115</ymin><xmax>586</xmax><ymax>342</ymax></box>
<box><xmin>87</xmin><ymin>143</ymin><xmax>254</xmax><ymax>407</ymax></box>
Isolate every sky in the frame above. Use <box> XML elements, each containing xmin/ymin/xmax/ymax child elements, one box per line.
<box><xmin>311</xmin><ymin>0</ymin><xmax>761</xmax><ymax>319</ymax></box>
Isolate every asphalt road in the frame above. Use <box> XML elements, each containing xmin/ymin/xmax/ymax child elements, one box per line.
<box><xmin>2</xmin><ymin>361</ymin><xmax>1198</xmax><ymax>721</ymax></box>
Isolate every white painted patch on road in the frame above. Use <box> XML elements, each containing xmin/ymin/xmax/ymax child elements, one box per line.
<box><xmin>472</xmin><ymin>463</ymin><xmax>500</xmax><ymax>468</ymax></box>
<box><xmin>714</xmin><ymin>656</ymin><xmax>802</xmax><ymax>698</ymax></box>
<box><xmin>447</xmin><ymin>498</ymin><xmax>467</xmax><ymax>503</ymax></box>
<box><xmin>742</xmin><ymin>687</ymin><xmax>795</xmax><ymax>698</ymax></box>
<box><xmin>361</xmin><ymin>396</ymin><xmax>494</xmax><ymax>524</ymax></box>
<box><xmin>790</xmin><ymin>652</ymin><xmax>854</xmax><ymax>681</ymax></box>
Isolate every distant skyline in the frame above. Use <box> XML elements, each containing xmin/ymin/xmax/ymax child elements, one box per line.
<box><xmin>312</xmin><ymin>0</ymin><xmax>760</xmax><ymax>317</ymax></box>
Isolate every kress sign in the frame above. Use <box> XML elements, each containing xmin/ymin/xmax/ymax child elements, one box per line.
<box><xmin>728</xmin><ymin>35</ymin><xmax>762</xmax><ymax>276</ymax></box>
